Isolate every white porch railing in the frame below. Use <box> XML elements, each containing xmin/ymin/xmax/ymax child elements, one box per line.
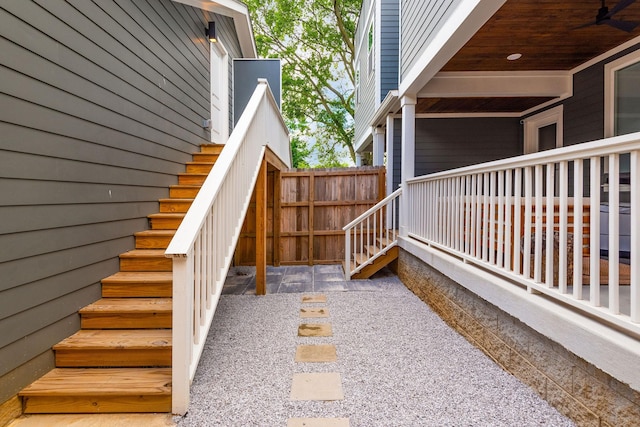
<box><xmin>405</xmin><ymin>132</ymin><xmax>640</xmax><ymax>336</ymax></box>
<box><xmin>165</xmin><ymin>79</ymin><xmax>290</xmax><ymax>415</ymax></box>
<box><xmin>343</xmin><ymin>188</ymin><xmax>402</xmax><ymax>279</ymax></box>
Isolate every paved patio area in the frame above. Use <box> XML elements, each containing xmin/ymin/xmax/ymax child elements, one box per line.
<box><xmin>222</xmin><ymin>264</ymin><xmax>396</xmax><ymax>294</ymax></box>
<box><xmin>175</xmin><ymin>265</ymin><xmax>575</xmax><ymax>427</ymax></box>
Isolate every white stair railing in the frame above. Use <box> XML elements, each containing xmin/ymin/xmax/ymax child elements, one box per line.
<box><xmin>166</xmin><ymin>79</ymin><xmax>290</xmax><ymax>415</ymax></box>
<box><xmin>343</xmin><ymin>188</ymin><xmax>402</xmax><ymax>279</ymax></box>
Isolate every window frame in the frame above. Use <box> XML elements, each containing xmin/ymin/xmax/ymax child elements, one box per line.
<box><xmin>604</xmin><ymin>48</ymin><xmax>640</xmax><ymax>137</ymax></box>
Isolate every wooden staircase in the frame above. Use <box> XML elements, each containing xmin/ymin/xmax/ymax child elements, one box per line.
<box><xmin>18</xmin><ymin>145</ymin><xmax>222</xmax><ymax>414</ymax></box>
<box><xmin>344</xmin><ymin>231</ymin><xmax>399</xmax><ymax>280</ymax></box>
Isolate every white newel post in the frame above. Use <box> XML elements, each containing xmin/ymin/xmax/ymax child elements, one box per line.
<box><xmin>400</xmin><ymin>95</ymin><xmax>416</xmax><ymax>237</ymax></box>
<box><xmin>373</xmin><ymin>126</ymin><xmax>385</xmax><ymax>166</ymax></box>
<box><xmin>172</xmin><ymin>254</ymin><xmax>194</xmax><ymax>415</ymax></box>
<box><xmin>355</xmin><ymin>152</ymin><xmax>363</xmax><ymax>167</ymax></box>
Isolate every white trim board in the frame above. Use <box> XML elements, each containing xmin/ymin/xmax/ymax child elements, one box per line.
<box><xmin>171</xmin><ymin>0</ymin><xmax>256</xmax><ymax>58</ymax></box>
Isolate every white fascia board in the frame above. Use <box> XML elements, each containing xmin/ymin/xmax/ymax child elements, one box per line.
<box><xmin>400</xmin><ymin>237</ymin><xmax>640</xmax><ymax>392</ymax></box>
<box><xmin>171</xmin><ymin>0</ymin><xmax>257</xmax><ymax>58</ymax></box>
<box><xmin>399</xmin><ymin>0</ymin><xmax>506</xmax><ymax>97</ymax></box>
<box><xmin>418</xmin><ymin>71</ymin><xmax>572</xmax><ymax>98</ymax></box>
<box><xmin>354</xmin><ymin>130</ymin><xmax>373</xmax><ymax>153</ymax></box>
<box><xmin>370</xmin><ymin>90</ymin><xmax>399</xmax><ymax>128</ymax></box>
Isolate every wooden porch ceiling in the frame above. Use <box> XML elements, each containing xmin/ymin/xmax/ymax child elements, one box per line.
<box><xmin>419</xmin><ymin>0</ymin><xmax>640</xmax><ymax>114</ymax></box>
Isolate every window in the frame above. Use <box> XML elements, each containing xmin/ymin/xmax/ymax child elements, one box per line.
<box><xmin>367</xmin><ymin>22</ymin><xmax>374</xmax><ymax>75</ymax></box>
<box><xmin>605</xmin><ymin>49</ymin><xmax>640</xmax><ymax>137</ymax></box>
<box><xmin>355</xmin><ymin>66</ymin><xmax>360</xmax><ymax>105</ymax></box>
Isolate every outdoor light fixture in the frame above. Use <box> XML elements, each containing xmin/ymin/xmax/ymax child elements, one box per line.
<box><xmin>206</xmin><ymin>21</ymin><xmax>217</xmax><ymax>42</ymax></box>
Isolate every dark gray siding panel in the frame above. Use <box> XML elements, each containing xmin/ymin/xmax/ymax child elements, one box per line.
<box><xmin>414</xmin><ymin>118</ymin><xmax>521</xmax><ymax>176</ymax></box>
<box><xmin>393</xmin><ymin>117</ymin><xmax>402</xmax><ymax>190</ymax></box>
<box><xmin>0</xmin><ymin>0</ymin><xmax>239</xmax><ymax>402</ymax></box>
<box><xmin>525</xmin><ymin>43</ymin><xmax>640</xmax><ymax>146</ymax></box>
<box><xmin>380</xmin><ymin>0</ymin><xmax>399</xmax><ymax>101</ymax></box>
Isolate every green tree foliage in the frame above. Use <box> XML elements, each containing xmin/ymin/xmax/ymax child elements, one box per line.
<box><xmin>245</xmin><ymin>0</ymin><xmax>360</xmax><ymax>166</ymax></box>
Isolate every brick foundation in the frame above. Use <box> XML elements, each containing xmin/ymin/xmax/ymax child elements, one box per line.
<box><xmin>397</xmin><ymin>249</ymin><xmax>640</xmax><ymax>427</ymax></box>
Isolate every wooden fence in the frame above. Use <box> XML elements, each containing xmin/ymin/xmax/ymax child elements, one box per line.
<box><xmin>234</xmin><ymin>166</ymin><xmax>386</xmax><ymax>265</ymax></box>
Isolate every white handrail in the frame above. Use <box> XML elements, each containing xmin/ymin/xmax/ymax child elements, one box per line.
<box><xmin>343</xmin><ymin>188</ymin><xmax>402</xmax><ymax>280</ymax></box>
<box><xmin>405</xmin><ymin>132</ymin><xmax>640</xmax><ymax>336</ymax></box>
<box><xmin>166</xmin><ymin>80</ymin><xmax>290</xmax><ymax>415</ymax></box>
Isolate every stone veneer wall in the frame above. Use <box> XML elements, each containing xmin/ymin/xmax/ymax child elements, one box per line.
<box><xmin>397</xmin><ymin>249</ymin><xmax>640</xmax><ymax>427</ymax></box>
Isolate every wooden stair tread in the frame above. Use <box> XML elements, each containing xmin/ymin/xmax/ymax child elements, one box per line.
<box><xmin>134</xmin><ymin>230</ymin><xmax>176</xmax><ymax>237</ymax></box>
<box><xmin>102</xmin><ymin>272</ymin><xmax>172</xmax><ymax>284</ymax></box>
<box><xmin>19</xmin><ymin>368</ymin><xmax>171</xmax><ymax>396</ymax></box>
<box><xmin>200</xmin><ymin>144</ymin><xmax>224</xmax><ymax>154</ymax></box>
<box><xmin>120</xmin><ymin>249</ymin><xmax>167</xmax><ymax>258</ymax></box>
<box><xmin>54</xmin><ymin>330</ymin><xmax>171</xmax><ymax>350</ymax></box>
<box><xmin>80</xmin><ymin>298</ymin><xmax>172</xmax><ymax>314</ymax></box>
<box><xmin>147</xmin><ymin>213</ymin><xmax>185</xmax><ymax>219</ymax></box>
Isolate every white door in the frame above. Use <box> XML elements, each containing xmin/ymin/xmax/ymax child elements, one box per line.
<box><xmin>210</xmin><ymin>42</ymin><xmax>228</xmax><ymax>143</ymax></box>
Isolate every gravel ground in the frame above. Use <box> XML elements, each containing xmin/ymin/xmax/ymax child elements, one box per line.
<box><xmin>176</xmin><ymin>277</ymin><xmax>575</xmax><ymax>427</ymax></box>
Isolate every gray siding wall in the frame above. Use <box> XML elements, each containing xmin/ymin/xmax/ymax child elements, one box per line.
<box><xmin>400</xmin><ymin>0</ymin><xmax>458</xmax><ymax>81</ymax></box>
<box><xmin>354</xmin><ymin>0</ymin><xmax>376</xmax><ymax>147</ymax></box>
<box><xmin>380</xmin><ymin>0</ymin><xmax>399</xmax><ymax>101</ymax></box>
<box><xmin>392</xmin><ymin>117</ymin><xmax>521</xmax><ymax>189</ymax></box>
<box><xmin>0</xmin><ymin>0</ymin><xmax>241</xmax><ymax>402</ymax></box>
<box><xmin>526</xmin><ymin>43</ymin><xmax>640</xmax><ymax>146</ymax></box>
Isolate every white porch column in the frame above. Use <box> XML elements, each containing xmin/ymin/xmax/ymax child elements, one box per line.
<box><xmin>355</xmin><ymin>152</ymin><xmax>363</xmax><ymax>167</ymax></box>
<box><xmin>385</xmin><ymin>114</ymin><xmax>395</xmax><ymax>196</ymax></box>
<box><xmin>373</xmin><ymin>126</ymin><xmax>385</xmax><ymax>166</ymax></box>
<box><xmin>400</xmin><ymin>95</ymin><xmax>416</xmax><ymax>237</ymax></box>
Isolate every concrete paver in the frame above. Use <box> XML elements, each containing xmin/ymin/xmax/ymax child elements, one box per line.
<box><xmin>298</xmin><ymin>323</ymin><xmax>332</xmax><ymax>337</ymax></box>
<box><xmin>295</xmin><ymin>344</ymin><xmax>337</xmax><ymax>362</ymax></box>
<box><xmin>290</xmin><ymin>373</ymin><xmax>344</xmax><ymax>401</ymax></box>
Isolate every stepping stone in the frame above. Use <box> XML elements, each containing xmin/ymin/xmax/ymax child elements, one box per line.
<box><xmin>301</xmin><ymin>295</ymin><xmax>327</xmax><ymax>303</ymax></box>
<box><xmin>298</xmin><ymin>323</ymin><xmax>332</xmax><ymax>337</ymax></box>
<box><xmin>287</xmin><ymin>418</ymin><xmax>350</xmax><ymax>427</ymax></box>
<box><xmin>295</xmin><ymin>344</ymin><xmax>337</xmax><ymax>362</ymax></box>
<box><xmin>300</xmin><ymin>307</ymin><xmax>329</xmax><ymax>318</ymax></box>
<box><xmin>290</xmin><ymin>373</ymin><xmax>344</xmax><ymax>401</ymax></box>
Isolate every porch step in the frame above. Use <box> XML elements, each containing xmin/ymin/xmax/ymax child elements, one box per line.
<box><xmin>185</xmin><ymin>162</ymin><xmax>214</xmax><ymax>174</ymax></box>
<box><xmin>148</xmin><ymin>213</ymin><xmax>185</xmax><ymax>230</ymax></box>
<box><xmin>101</xmin><ymin>272</ymin><xmax>172</xmax><ymax>298</ymax></box>
<box><xmin>53</xmin><ymin>330</ymin><xmax>171</xmax><ymax>367</ymax></box>
<box><xmin>159</xmin><ymin>198</ymin><xmax>193</xmax><ymax>213</ymax></box>
<box><xmin>119</xmin><ymin>250</ymin><xmax>172</xmax><ymax>272</ymax></box>
<box><xmin>178</xmin><ymin>173</ymin><xmax>208</xmax><ymax>185</ymax></box>
<box><xmin>80</xmin><ymin>298</ymin><xmax>172</xmax><ymax>329</ymax></box>
<box><xmin>169</xmin><ymin>184</ymin><xmax>201</xmax><ymax>198</ymax></box>
<box><xmin>347</xmin><ymin>246</ymin><xmax>399</xmax><ymax>280</ymax></box>
<box><xmin>19</xmin><ymin>368</ymin><xmax>171</xmax><ymax>413</ymax></box>
<box><xmin>135</xmin><ymin>230</ymin><xmax>176</xmax><ymax>249</ymax></box>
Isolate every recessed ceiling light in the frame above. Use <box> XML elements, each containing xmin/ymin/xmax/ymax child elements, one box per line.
<box><xmin>507</xmin><ymin>53</ymin><xmax>522</xmax><ymax>61</ymax></box>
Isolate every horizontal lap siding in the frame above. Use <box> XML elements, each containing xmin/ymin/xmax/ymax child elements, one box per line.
<box><xmin>380</xmin><ymin>0</ymin><xmax>399</xmax><ymax>101</ymax></box>
<box><xmin>414</xmin><ymin>117</ymin><xmax>521</xmax><ymax>176</ymax></box>
<box><xmin>0</xmin><ymin>0</ymin><xmax>230</xmax><ymax>401</ymax></box>
<box><xmin>401</xmin><ymin>0</ymin><xmax>457</xmax><ymax>81</ymax></box>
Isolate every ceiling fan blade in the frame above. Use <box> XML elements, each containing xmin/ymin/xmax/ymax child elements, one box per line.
<box><xmin>573</xmin><ymin>21</ymin><xmax>597</xmax><ymax>30</ymax></box>
<box><xmin>605</xmin><ymin>18</ymin><xmax>640</xmax><ymax>31</ymax></box>
<box><xmin>607</xmin><ymin>0</ymin><xmax>637</xmax><ymax>17</ymax></box>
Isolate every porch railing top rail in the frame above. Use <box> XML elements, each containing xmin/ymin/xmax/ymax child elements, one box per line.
<box><xmin>407</xmin><ymin>131</ymin><xmax>640</xmax><ymax>182</ymax></box>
